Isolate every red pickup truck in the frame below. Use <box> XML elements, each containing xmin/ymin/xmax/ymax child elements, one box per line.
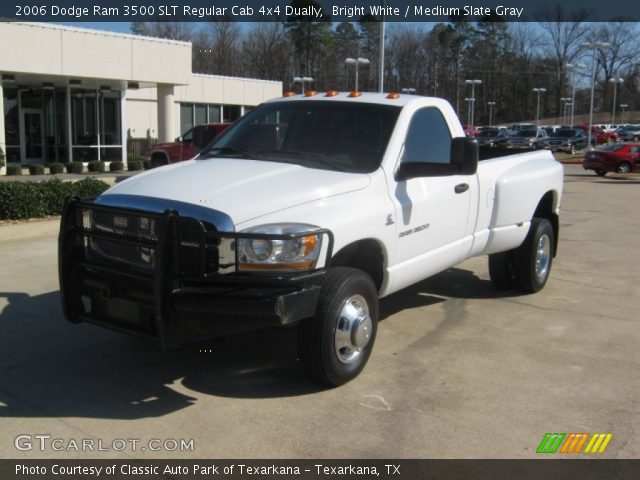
<box><xmin>578</xmin><ymin>124</ymin><xmax>619</xmax><ymax>145</ymax></box>
<box><xmin>148</xmin><ymin>123</ymin><xmax>229</xmax><ymax>167</ymax></box>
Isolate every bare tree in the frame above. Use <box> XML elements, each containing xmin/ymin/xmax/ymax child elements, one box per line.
<box><xmin>536</xmin><ymin>6</ymin><xmax>590</xmax><ymax>116</ymax></box>
<box><xmin>242</xmin><ymin>23</ymin><xmax>292</xmax><ymax>82</ymax></box>
<box><xmin>132</xmin><ymin>22</ymin><xmax>192</xmax><ymax>41</ymax></box>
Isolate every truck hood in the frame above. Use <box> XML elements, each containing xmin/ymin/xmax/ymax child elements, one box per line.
<box><xmin>99</xmin><ymin>158</ymin><xmax>370</xmax><ymax>226</ymax></box>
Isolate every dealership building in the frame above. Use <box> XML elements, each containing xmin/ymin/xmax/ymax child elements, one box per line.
<box><xmin>0</xmin><ymin>22</ymin><xmax>282</xmax><ymax>165</ymax></box>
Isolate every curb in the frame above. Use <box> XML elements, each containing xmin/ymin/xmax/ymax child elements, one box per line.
<box><xmin>0</xmin><ymin>217</ymin><xmax>60</xmax><ymax>242</ymax></box>
<box><xmin>0</xmin><ymin>175</ymin><xmax>124</xmax><ymax>186</ymax></box>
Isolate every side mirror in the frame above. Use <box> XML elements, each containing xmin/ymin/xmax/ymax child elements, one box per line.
<box><xmin>175</xmin><ymin>136</ymin><xmax>183</xmax><ymax>143</ymax></box>
<box><xmin>450</xmin><ymin>136</ymin><xmax>478</xmax><ymax>175</ymax></box>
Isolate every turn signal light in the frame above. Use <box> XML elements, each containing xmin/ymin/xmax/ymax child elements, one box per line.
<box><xmin>348</xmin><ymin>91</ymin><xmax>362</xmax><ymax>98</ymax></box>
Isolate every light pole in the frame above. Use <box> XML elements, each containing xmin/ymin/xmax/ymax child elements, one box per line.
<box><xmin>487</xmin><ymin>101</ymin><xmax>496</xmax><ymax>126</ymax></box>
<box><xmin>464</xmin><ymin>79</ymin><xmax>482</xmax><ymax>126</ymax></box>
<box><xmin>533</xmin><ymin>87</ymin><xmax>546</xmax><ymax>125</ymax></box>
<box><xmin>401</xmin><ymin>87</ymin><xmax>416</xmax><ymax>94</ymax></box>
<box><xmin>567</xmin><ymin>63</ymin><xmax>586</xmax><ymax>128</ymax></box>
<box><xmin>464</xmin><ymin>98</ymin><xmax>475</xmax><ymax>126</ymax></box>
<box><xmin>293</xmin><ymin>76</ymin><xmax>313</xmax><ymax>94</ymax></box>
<box><xmin>620</xmin><ymin>104</ymin><xmax>628</xmax><ymax>123</ymax></box>
<box><xmin>560</xmin><ymin>97</ymin><xmax>571</xmax><ymax>124</ymax></box>
<box><xmin>609</xmin><ymin>78</ymin><xmax>624</xmax><ymax>124</ymax></box>
<box><xmin>582</xmin><ymin>41</ymin><xmax>611</xmax><ymax>149</ymax></box>
<box><xmin>345</xmin><ymin>57</ymin><xmax>370</xmax><ymax>91</ymax></box>
<box><xmin>379</xmin><ymin>2</ymin><xmax>385</xmax><ymax>92</ymax></box>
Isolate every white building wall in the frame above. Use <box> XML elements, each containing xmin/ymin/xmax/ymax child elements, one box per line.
<box><xmin>125</xmin><ymin>74</ymin><xmax>282</xmax><ymax>139</ymax></box>
<box><xmin>0</xmin><ymin>22</ymin><xmax>192</xmax><ymax>85</ymax></box>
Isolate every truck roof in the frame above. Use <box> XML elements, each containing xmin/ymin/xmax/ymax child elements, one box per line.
<box><xmin>266</xmin><ymin>91</ymin><xmax>447</xmax><ymax>108</ymax></box>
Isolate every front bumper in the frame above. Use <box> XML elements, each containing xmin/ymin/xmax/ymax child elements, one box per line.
<box><xmin>59</xmin><ymin>197</ymin><xmax>333</xmax><ymax>349</ymax></box>
<box><xmin>583</xmin><ymin>159</ymin><xmax>605</xmax><ymax>170</ymax></box>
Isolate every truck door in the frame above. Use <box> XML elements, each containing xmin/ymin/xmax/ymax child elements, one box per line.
<box><xmin>390</xmin><ymin>107</ymin><xmax>474</xmax><ymax>288</ymax></box>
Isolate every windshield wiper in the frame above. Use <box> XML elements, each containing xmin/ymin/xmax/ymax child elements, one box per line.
<box><xmin>199</xmin><ymin>146</ymin><xmax>253</xmax><ymax>159</ymax></box>
<box><xmin>255</xmin><ymin>149</ymin><xmax>348</xmax><ymax>172</ymax></box>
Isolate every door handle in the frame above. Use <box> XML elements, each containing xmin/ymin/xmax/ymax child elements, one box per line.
<box><xmin>455</xmin><ymin>183</ymin><xmax>469</xmax><ymax>194</ymax></box>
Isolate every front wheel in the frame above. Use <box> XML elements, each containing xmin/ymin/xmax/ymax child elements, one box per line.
<box><xmin>595</xmin><ymin>169</ymin><xmax>607</xmax><ymax>177</ymax></box>
<box><xmin>298</xmin><ymin>267</ymin><xmax>379</xmax><ymax>387</ymax></box>
<box><xmin>513</xmin><ymin>218</ymin><xmax>555</xmax><ymax>293</ymax></box>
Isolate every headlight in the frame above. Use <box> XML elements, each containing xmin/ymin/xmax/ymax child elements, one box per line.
<box><xmin>238</xmin><ymin>223</ymin><xmax>323</xmax><ymax>272</ymax></box>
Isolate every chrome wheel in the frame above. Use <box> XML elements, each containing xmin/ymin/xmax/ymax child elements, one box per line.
<box><xmin>535</xmin><ymin>234</ymin><xmax>551</xmax><ymax>283</ymax></box>
<box><xmin>617</xmin><ymin>162</ymin><xmax>631</xmax><ymax>174</ymax></box>
<box><xmin>334</xmin><ymin>294</ymin><xmax>372</xmax><ymax>365</ymax></box>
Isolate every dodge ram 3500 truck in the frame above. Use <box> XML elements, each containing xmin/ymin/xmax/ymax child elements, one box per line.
<box><xmin>59</xmin><ymin>92</ymin><xmax>563</xmax><ymax>386</ymax></box>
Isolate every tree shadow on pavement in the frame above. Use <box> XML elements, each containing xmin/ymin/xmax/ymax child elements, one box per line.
<box><xmin>0</xmin><ymin>267</ymin><xmax>514</xmax><ymax>417</ymax></box>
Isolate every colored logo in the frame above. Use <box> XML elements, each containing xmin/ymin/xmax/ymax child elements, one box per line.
<box><xmin>537</xmin><ymin>433</ymin><xmax>613</xmax><ymax>454</ymax></box>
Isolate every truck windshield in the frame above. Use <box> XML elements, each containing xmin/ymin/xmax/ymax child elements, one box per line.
<box><xmin>199</xmin><ymin>100</ymin><xmax>401</xmax><ymax>173</ymax></box>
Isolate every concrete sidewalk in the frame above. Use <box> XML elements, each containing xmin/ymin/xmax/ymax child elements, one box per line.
<box><xmin>0</xmin><ymin>217</ymin><xmax>60</xmax><ymax>242</ymax></box>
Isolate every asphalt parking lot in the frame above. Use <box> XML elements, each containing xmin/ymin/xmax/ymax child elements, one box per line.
<box><xmin>0</xmin><ymin>164</ymin><xmax>638</xmax><ymax>459</ymax></box>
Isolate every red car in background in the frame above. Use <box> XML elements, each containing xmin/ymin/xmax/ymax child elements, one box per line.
<box><xmin>148</xmin><ymin>123</ymin><xmax>229</xmax><ymax>167</ymax></box>
<box><xmin>583</xmin><ymin>143</ymin><xmax>640</xmax><ymax>176</ymax></box>
<box><xmin>463</xmin><ymin>125</ymin><xmax>481</xmax><ymax>137</ymax></box>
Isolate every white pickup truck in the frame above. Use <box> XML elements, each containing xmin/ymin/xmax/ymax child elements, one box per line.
<box><xmin>59</xmin><ymin>92</ymin><xmax>563</xmax><ymax>386</ymax></box>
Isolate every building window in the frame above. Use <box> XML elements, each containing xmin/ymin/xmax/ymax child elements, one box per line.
<box><xmin>43</xmin><ymin>88</ymin><xmax>68</xmax><ymax>163</ymax></box>
<box><xmin>72</xmin><ymin>89</ymin><xmax>98</xmax><ymax>147</ymax></box>
<box><xmin>195</xmin><ymin>103</ymin><xmax>207</xmax><ymax>126</ymax></box>
<box><xmin>3</xmin><ymin>87</ymin><xmax>20</xmax><ymax>162</ymax></box>
<box><xmin>71</xmin><ymin>87</ymin><xmax>121</xmax><ymax>162</ymax></box>
<box><xmin>208</xmin><ymin>105</ymin><xmax>221</xmax><ymax>123</ymax></box>
<box><xmin>180</xmin><ymin>103</ymin><xmax>193</xmax><ymax>135</ymax></box>
<box><xmin>180</xmin><ymin>102</ymin><xmax>245</xmax><ymax>131</ymax></box>
<box><xmin>223</xmin><ymin>105</ymin><xmax>242</xmax><ymax>123</ymax></box>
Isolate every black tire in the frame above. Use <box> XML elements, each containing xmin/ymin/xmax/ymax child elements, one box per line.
<box><xmin>513</xmin><ymin>218</ymin><xmax>555</xmax><ymax>294</ymax></box>
<box><xmin>488</xmin><ymin>251</ymin><xmax>517</xmax><ymax>289</ymax></box>
<box><xmin>617</xmin><ymin>162</ymin><xmax>632</xmax><ymax>174</ymax></box>
<box><xmin>298</xmin><ymin>267</ymin><xmax>378</xmax><ymax>387</ymax></box>
<box><xmin>595</xmin><ymin>169</ymin><xmax>607</xmax><ymax>177</ymax></box>
<box><xmin>150</xmin><ymin>154</ymin><xmax>169</xmax><ymax>168</ymax></box>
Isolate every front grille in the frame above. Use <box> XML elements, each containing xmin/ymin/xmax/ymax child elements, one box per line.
<box><xmin>88</xmin><ymin>237</ymin><xmax>156</xmax><ymax>272</ymax></box>
<box><xmin>74</xmin><ymin>206</ymin><xmax>218</xmax><ymax>277</ymax></box>
<box><xmin>85</xmin><ymin>208</ymin><xmax>159</xmax><ymax>241</ymax></box>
